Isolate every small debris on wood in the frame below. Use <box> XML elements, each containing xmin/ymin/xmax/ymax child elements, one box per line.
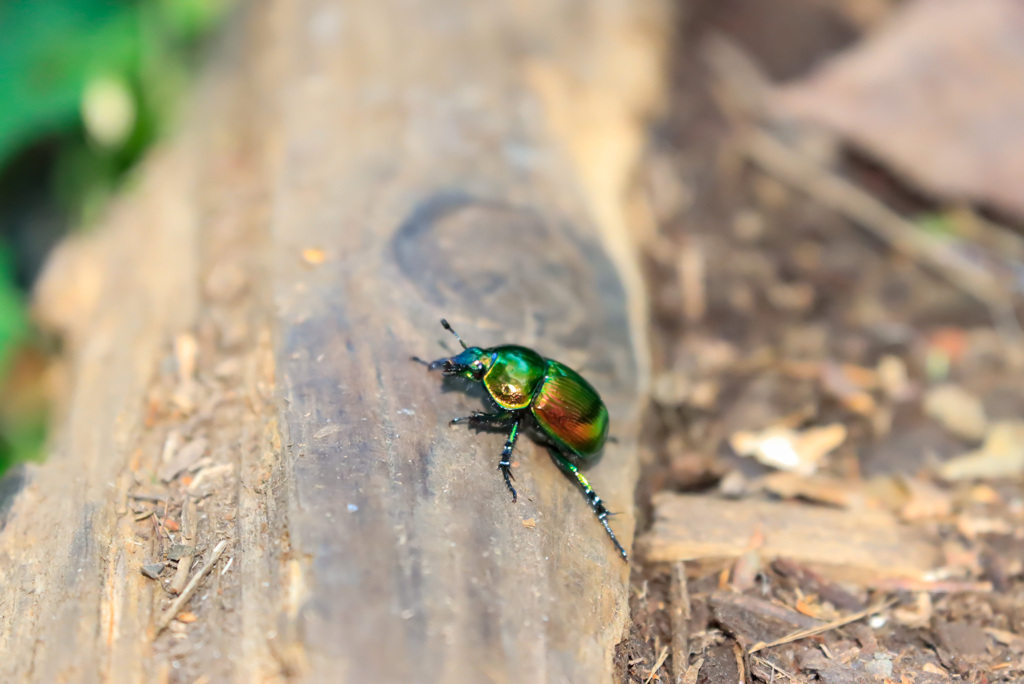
<box><xmin>170</xmin><ymin>495</ymin><xmax>197</xmax><ymax>595</ymax></box>
<box><xmin>156</xmin><ymin>539</ymin><xmax>228</xmax><ymax>634</ymax></box>
<box><xmin>167</xmin><ymin>544</ymin><xmax>195</xmax><ymax>562</ymax></box>
<box><xmin>159</xmin><ymin>437</ymin><xmax>208</xmax><ymax>483</ymax></box>
<box><xmin>187</xmin><ymin>463</ymin><xmax>234</xmax><ymax>496</ymax></box>
<box><xmin>141</xmin><ymin>563</ymin><xmax>166</xmax><ymax>580</ymax></box>
<box><xmin>128</xmin><ymin>493</ymin><xmax>167</xmax><ymax>503</ymax></box>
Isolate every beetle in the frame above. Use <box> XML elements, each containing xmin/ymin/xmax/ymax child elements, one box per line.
<box><xmin>413</xmin><ymin>318</ymin><xmax>627</xmax><ymax>561</ymax></box>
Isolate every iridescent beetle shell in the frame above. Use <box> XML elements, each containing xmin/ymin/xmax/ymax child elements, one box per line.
<box><xmin>530</xmin><ymin>361</ymin><xmax>609</xmax><ymax>457</ymax></box>
<box><xmin>415</xmin><ymin>319</ymin><xmax>626</xmax><ymax>561</ymax></box>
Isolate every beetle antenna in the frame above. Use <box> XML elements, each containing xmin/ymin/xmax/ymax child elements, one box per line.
<box><xmin>440</xmin><ymin>318</ymin><xmax>468</xmax><ymax>350</ymax></box>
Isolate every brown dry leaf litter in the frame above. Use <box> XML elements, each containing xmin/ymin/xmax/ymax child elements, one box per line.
<box><xmin>621</xmin><ymin>0</ymin><xmax>1024</xmax><ymax>681</ymax></box>
<box><xmin>771</xmin><ymin>0</ymin><xmax>1024</xmax><ymax>221</ymax></box>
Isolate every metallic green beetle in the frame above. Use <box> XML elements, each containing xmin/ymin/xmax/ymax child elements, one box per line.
<box><xmin>414</xmin><ymin>318</ymin><xmax>626</xmax><ymax>561</ymax></box>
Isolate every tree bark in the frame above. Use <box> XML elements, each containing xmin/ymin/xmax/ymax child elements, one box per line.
<box><xmin>0</xmin><ymin>1</ymin><xmax>668</xmax><ymax>682</ymax></box>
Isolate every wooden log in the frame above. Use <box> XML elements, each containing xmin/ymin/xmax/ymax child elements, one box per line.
<box><xmin>0</xmin><ymin>0</ymin><xmax>669</xmax><ymax>682</ymax></box>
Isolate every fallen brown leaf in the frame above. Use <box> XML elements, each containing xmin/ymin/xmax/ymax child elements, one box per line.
<box><xmin>923</xmin><ymin>384</ymin><xmax>988</xmax><ymax>442</ymax></box>
<box><xmin>729</xmin><ymin>423</ymin><xmax>847</xmax><ymax>476</ymax></box>
<box><xmin>771</xmin><ymin>0</ymin><xmax>1024</xmax><ymax>219</ymax></box>
<box><xmin>939</xmin><ymin>421</ymin><xmax>1024</xmax><ymax>481</ymax></box>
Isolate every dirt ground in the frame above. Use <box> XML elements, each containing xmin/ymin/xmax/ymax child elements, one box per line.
<box><xmin>618</xmin><ymin>0</ymin><xmax>1024</xmax><ymax>682</ymax></box>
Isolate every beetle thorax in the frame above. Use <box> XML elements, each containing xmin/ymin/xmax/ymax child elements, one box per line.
<box><xmin>482</xmin><ymin>346</ymin><xmax>547</xmax><ymax>410</ymax></box>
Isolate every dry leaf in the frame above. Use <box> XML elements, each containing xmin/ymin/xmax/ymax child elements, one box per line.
<box><xmin>924</xmin><ymin>384</ymin><xmax>988</xmax><ymax>442</ymax></box>
<box><xmin>730</xmin><ymin>424</ymin><xmax>847</xmax><ymax>476</ymax></box>
<box><xmin>939</xmin><ymin>421</ymin><xmax>1024</xmax><ymax>481</ymax></box>
<box><xmin>771</xmin><ymin>0</ymin><xmax>1024</xmax><ymax>219</ymax></box>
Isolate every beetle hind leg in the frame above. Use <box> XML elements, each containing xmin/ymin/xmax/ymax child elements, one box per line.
<box><xmin>551</xmin><ymin>452</ymin><xmax>628</xmax><ymax>561</ymax></box>
<box><xmin>498</xmin><ymin>419</ymin><xmax>522</xmax><ymax>503</ymax></box>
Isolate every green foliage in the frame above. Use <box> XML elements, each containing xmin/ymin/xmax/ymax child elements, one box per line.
<box><xmin>0</xmin><ymin>246</ymin><xmax>28</xmax><ymax>379</ymax></box>
<box><xmin>0</xmin><ymin>0</ymin><xmax>227</xmax><ymax>475</ymax></box>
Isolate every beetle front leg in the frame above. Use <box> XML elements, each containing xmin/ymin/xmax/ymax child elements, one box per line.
<box><xmin>498</xmin><ymin>419</ymin><xmax>522</xmax><ymax>503</ymax></box>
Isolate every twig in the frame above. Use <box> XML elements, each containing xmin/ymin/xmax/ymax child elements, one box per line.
<box><xmin>869</xmin><ymin>577</ymin><xmax>993</xmax><ymax>594</ymax></box>
<box><xmin>644</xmin><ymin>645</ymin><xmax>670</xmax><ymax>684</ymax></box>
<box><xmin>169</xmin><ymin>495</ymin><xmax>197</xmax><ymax>594</ymax></box>
<box><xmin>129</xmin><ymin>493</ymin><xmax>167</xmax><ymax>503</ymax></box>
<box><xmin>700</xmin><ymin>31</ymin><xmax>1020</xmax><ymax>338</ymax></box>
<box><xmin>744</xmin><ymin>129</ymin><xmax>1006</xmax><ymax>310</ymax></box>
<box><xmin>751</xmin><ymin>656</ymin><xmax>796</xmax><ymax>681</ymax></box>
<box><xmin>747</xmin><ymin>599</ymin><xmax>896</xmax><ymax>654</ymax></box>
<box><xmin>670</xmin><ymin>561</ymin><xmax>692</xmax><ymax>684</ymax></box>
<box><xmin>156</xmin><ymin>539</ymin><xmax>228</xmax><ymax>634</ymax></box>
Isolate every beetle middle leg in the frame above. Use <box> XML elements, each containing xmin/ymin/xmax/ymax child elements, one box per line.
<box><xmin>550</xmin><ymin>451</ymin><xmax>628</xmax><ymax>561</ymax></box>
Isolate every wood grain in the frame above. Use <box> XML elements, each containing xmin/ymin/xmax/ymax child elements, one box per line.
<box><xmin>0</xmin><ymin>0</ymin><xmax>668</xmax><ymax>682</ymax></box>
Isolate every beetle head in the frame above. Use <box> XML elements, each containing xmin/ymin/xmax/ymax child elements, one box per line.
<box><xmin>427</xmin><ymin>346</ymin><xmax>495</xmax><ymax>380</ymax></box>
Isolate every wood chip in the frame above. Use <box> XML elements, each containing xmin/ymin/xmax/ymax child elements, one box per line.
<box><xmin>158</xmin><ymin>437</ymin><xmax>208</xmax><ymax>483</ymax></box>
<box><xmin>680</xmin><ymin>657</ymin><xmax>703</xmax><ymax>684</ymax></box>
<box><xmin>639</xmin><ymin>493</ymin><xmax>938</xmax><ymax>584</ymax></box>
<box><xmin>140</xmin><ymin>563</ymin><xmax>165</xmax><ymax>579</ymax></box>
<box><xmin>712</xmin><ymin>592</ymin><xmax>823</xmax><ymax>646</ymax></box>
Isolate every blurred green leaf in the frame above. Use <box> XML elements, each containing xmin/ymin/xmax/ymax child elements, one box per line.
<box><xmin>0</xmin><ymin>246</ymin><xmax>28</xmax><ymax>376</ymax></box>
<box><xmin>0</xmin><ymin>0</ymin><xmax>227</xmax><ymax>476</ymax></box>
<box><xmin>915</xmin><ymin>212</ymin><xmax>957</xmax><ymax>239</ymax></box>
<box><xmin>0</xmin><ymin>0</ymin><xmax>141</xmax><ymax>169</ymax></box>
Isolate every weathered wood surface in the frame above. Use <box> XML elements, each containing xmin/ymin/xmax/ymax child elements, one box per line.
<box><xmin>0</xmin><ymin>1</ymin><xmax>668</xmax><ymax>682</ymax></box>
